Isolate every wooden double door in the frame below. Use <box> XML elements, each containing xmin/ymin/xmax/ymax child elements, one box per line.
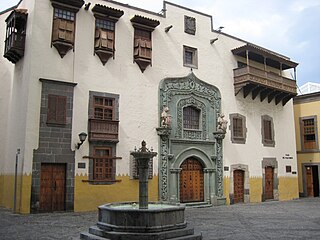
<box><xmin>306</xmin><ymin>166</ymin><xmax>319</xmax><ymax>197</ymax></box>
<box><xmin>233</xmin><ymin>170</ymin><xmax>244</xmax><ymax>203</ymax></box>
<box><xmin>180</xmin><ymin>158</ymin><xmax>204</xmax><ymax>203</ymax></box>
<box><xmin>40</xmin><ymin>163</ymin><xmax>66</xmax><ymax>212</ymax></box>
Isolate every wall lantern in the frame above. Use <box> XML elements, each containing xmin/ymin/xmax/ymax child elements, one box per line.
<box><xmin>76</xmin><ymin>132</ymin><xmax>87</xmax><ymax>149</ymax></box>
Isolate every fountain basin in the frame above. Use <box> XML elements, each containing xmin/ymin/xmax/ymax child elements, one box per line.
<box><xmin>97</xmin><ymin>202</ymin><xmax>187</xmax><ymax>233</ymax></box>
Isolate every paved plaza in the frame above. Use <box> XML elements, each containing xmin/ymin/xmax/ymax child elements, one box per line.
<box><xmin>0</xmin><ymin>198</ymin><xmax>319</xmax><ymax>239</ymax></box>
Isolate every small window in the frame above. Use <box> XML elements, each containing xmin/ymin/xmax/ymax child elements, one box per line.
<box><xmin>47</xmin><ymin>94</ymin><xmax>67</xmax><ymax>125</ymax></box>
<box><xmin>94</xmin><ymin>97</ymin><xmax>114</xmax><ymax>120</ymax></box>
<box><xmin>261</xmin><ymin>115</ymin><xmax>275</xmax><ymax>147</ymax></box>
<box><xmin>183</xmin><ymin>46</ymin><xmax>198</xmax><ymax>69</ymax></box>
<box><xmin>229</xmin><ymin>113</ymin><xmax>247</xmax><ymax>144</ymax></box>
<box><xmin>183</xmin><ymin>106</ymin><xmax>200</xmax><ymax>129</ymax></box>
<box><xmin>93</xmin><ymin>147</ymin><xmax>115</xmax><ymax>181</ymax></box>
<box><xmin>300</xmin><ymin>116</ymin><xmax>318</xmax><ymax>150</ymax></box>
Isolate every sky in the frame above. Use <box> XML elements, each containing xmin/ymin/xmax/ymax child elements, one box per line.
<box><xmin>1</xmin><ymin>0</ymin><xmax>319</xmax><ymax>88</ymax></box>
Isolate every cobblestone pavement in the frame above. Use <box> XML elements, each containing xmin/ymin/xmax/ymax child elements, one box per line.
<box><xmin>0</xmin><ymin>198</ymin><xmax>319</xmax><ymax>239</ymax></box>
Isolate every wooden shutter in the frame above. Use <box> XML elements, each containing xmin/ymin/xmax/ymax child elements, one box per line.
<box><xmin>95</xmin><ymin>29</ymin><xmax>114</xmax><ymax>51</ymax></box>
<box><xmin>47</xmin><ymin>95</ymin><xmax>67</xmax><ymax>124</ymax></box>
<box><xmin>52</xmin><ymin>18</ymin><xmax>74</xmax><ymax>43</ymax></box>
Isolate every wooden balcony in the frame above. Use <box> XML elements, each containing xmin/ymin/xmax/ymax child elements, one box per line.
<box><xmin>88</xmin><ymin>119</ymin><xmax>119</xmax><ymax>142</ymax></box>
<box><xmin>233</xmin><ymin>66</ymin><xmax>297</xmax><ymax>105</ymax></box>
<box><xmin>232</xmin><ymin>43</ymin><xmax>298</xmax><ymax>106</ymax></box>
<box><xmin>4</xmin><ymin>32</ymin><xmax>26</xmax><ymax>63</ymax></box>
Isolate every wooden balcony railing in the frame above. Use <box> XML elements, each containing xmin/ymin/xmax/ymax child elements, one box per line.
<box><xmin>88</xmin><ymin>119</ymin><xmax>119</xmax><ymax>142</ymax></box>
<box><xmin>233</xmin><ymin>66</ymin><xmax>297</xmax><ymax>105</ymax></box>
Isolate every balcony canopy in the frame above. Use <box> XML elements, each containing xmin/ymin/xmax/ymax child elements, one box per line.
<box><xmin>232</xmin><ymin>43</ymin><xmax>298</xmax><ymax>70</ymax></box>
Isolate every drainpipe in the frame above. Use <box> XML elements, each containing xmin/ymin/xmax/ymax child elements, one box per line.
<box><xmin>13</xmin><ymin>148</ymin><xmax>20</xmax><ymax>213</ymax></box>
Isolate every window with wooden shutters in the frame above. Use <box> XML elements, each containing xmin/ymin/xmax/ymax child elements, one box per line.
<box><xmin>300</xmin><ymin>116</ymin><xmax>318</xmax><ymax>150</ymax></box>
<box><xmin>52</xmin><ymin>8</ymin><xmax>75</xmax><ymax>43</ymax></box>
<box><xmin>94</xmin><ymin>18</ymin><xmax>116</xmax><ymax>65</ymax></box>
<box><xmin>93</xmin><ymin>147</ymin><xmax>115</xmax><ymax>181</ymax></box>
<box><xmin>95</xmin><ymin>19</ymin><xmax>115</xmax><ymax>50</ymax></box>
<box><xmin>130</xmin><ymin>15</ymin><xmax>159</xmax><ymax>72</ymax></box>
<box><xmin>134</xmin><ymin>29</ymin><xmax>152</xmax><ymax>60</ymax></box>
<box><xmin>183</xmin><ymin>106</ymin><xmax>200</xmax><ymax>130</ymax></box>
<box><xmin>91</xmin><ymin>4</ymin><xmax>123</xmax><ymax>65</ymax></box>
<box><xmin>230</xmin><ymin>113</ymin><xmax>247</xmax><ymax>144</ymax></box>
<box><xmin>261</xmin><ymin>115</ymin><xmax>275</xmax><ymax>147</ymax></box>
<box><xmin>47</xmin><ymin>94</ymin><xmax>67</xmax><ymax>125</ymax></box>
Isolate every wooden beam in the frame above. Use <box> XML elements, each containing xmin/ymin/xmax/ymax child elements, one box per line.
<box><xmin>252</xmin><ymin>86</ymin><xmax>263</xmax><ymax>100</ymax></box>
<box><xmin>260</xmin><ymin>88</ymin><xmax>272</xmax><ymax>102</ymax></box>
<box><xmin>268</xmin><ymin>90</ymin><xmax>278</xmax><ymax>103</ymax></box>
<box><xmin>243</xmin><ymin>84</ymin><xmax>255</xmax><ymax>98</ymax></box>
<box><xmin>275</xmin><ymin>93</ymin><xmax>288</xmax><ymax>105</ymax></box>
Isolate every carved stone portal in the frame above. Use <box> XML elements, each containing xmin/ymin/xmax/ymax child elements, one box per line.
<box><xmin>158</xmin><ymin>73</ymin><xmax>225</xmax><ymax>206</ymax></box>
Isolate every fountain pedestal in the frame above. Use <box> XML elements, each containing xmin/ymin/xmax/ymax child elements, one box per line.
<box><xmin>80</xmin><ymin>141</ymin><xmax>202</xmax><ymax>240</ymax></box>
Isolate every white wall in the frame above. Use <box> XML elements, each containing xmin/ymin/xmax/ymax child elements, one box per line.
<box><xmin>1</xmin><ymin>0</ymin><xmax>297</xmax><ymax>178</ymax></box>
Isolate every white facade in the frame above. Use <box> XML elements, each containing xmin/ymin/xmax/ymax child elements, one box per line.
<box><xmin>0</xmin><ymin>0</ymin><xmax>299</xmax><ymax>213</ymax></box>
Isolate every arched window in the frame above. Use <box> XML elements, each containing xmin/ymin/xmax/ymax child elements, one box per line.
<box><xmin>183</xmin><ymin>106</ymin><xmax>200</xmax><ymax>129</ymax></box>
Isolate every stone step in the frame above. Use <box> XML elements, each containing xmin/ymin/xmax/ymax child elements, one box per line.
<box><xmin>87</xmin><ymin>225</ymin><xmax>197</xmax><ymax>240</ymax></box>
<box><xmin>80</xmin><ymin>231</ymin><xmax>110</xmax><ymax>240</ymax></box>
<box><xmin>185</xmin><ymin>202</ymin><xmax>212</xmax><ymax>208</ymax></box>
<box><xmin>169</xmin><ymin>233</ymin><xmax>203</xmax><ymax>240</ymax></box>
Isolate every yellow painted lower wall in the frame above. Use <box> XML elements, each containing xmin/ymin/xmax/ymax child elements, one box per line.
<box><xmin>249</xmin><ymin>177</ymin><xmax>262</xmax><ymax>203</ymax></box>
<box><xmin>278</xmin><ymin>177</ymin><xmax>299</xmax><ymax>201</ymax></box>
<box><xmin>74</xmin><ymin>174</ymin><xmax>159</xmax><ymax>212</ymax></box>
<box><xmin>223</xmin><ymin>177</ymin><xmax>230</xmax><ymax>205</ymax></box>
<box><xmin>0</xmin><ymin>174</ymin><xmax>31</xmax><ymax>214</ymax></box>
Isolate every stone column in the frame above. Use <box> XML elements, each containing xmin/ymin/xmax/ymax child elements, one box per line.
<box><xmin>131</xmin><ymin>141</ymin><xmax>157</xmax><ymax>209</ymax></box>
<box><xmin>204</xmin><ymin>168</ymin><xmax>215</xmax><ymax>204</ymax></box>
<box><xmin>137</xmin><ymin>157</ymin><xmax>150</xmax><ymax>209</ymax></box>
<box><xmin>156</xmin><ymin>127</ymin><xmax>171</xmax><ymax>202</ymax></box>
<box><xmin>213</xmin><ymin>131</ymin><xmax>226</xmax><ymax>205</ymax></box>
<box><xmin>170</xmin><ymin>168</ymin><xmax>181</xmax><ymax>203</ymax></box>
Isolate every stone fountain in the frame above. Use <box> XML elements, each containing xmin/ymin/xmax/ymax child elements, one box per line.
<box><xmin>80</xmin><ymin>141</ymin><xmax>202</xmax><ymax>240</ymax></box>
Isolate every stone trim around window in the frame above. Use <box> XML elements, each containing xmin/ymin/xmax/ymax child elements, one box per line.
<box><xmin>299</xmin><ymin>115</ymin><xmax>319</xmax><ymax>152</ymax></box>
<box><xmin>229</xmin><ymin>113</ymin><xmax>247</xmax><ymax>144</ymax></box>
<box><xmin>261</xmin><ymin>115</ymin><xmax>275</xmax><ymax>147</ymax></box>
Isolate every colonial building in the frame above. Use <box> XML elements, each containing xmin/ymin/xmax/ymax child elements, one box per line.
<box><xmin>294</xmin><ymin>92</ymin><xmax>320</xmax><ymax>198</ymax></box>
<box><xmin>0</xmin><ymin>0</ymin><xmax>299</xmax><ymax>213</ymax></box>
